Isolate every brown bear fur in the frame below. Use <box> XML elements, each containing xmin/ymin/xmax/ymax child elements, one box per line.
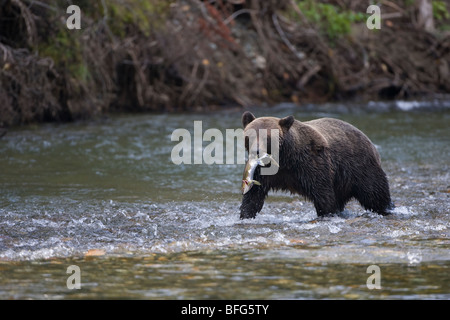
<box><xmin>240</xmin><ymin>111</ymin><xmax>394</xmax><ymax>219</ymax></box>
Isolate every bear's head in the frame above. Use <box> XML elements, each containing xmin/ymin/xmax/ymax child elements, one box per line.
<box><xmin>242</xmin><ymin>111</ymin><xmax>294</xmax><ymax>158</ymax></box>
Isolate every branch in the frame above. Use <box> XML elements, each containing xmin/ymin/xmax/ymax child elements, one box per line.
<box><xmin>272</xmin><ymin>13</ymin><xmax>305</xmax><ymax>60</ymax></box>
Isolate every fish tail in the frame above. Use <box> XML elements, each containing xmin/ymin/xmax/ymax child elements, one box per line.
<box><xmin>258</xmin><ymin>154</ymin><xmax>279</xmax><ymax>168</ymax></box>
<box><xmin>269</xmin><ymin>156</ymin><xmax>279</xmax><ymax>168</ymax></box>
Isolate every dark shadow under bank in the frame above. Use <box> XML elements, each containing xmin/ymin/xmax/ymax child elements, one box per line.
<box><xmin>1</xmin><ymin>97</ymin><xmax>450</xmax><ymax>138</ymax></box>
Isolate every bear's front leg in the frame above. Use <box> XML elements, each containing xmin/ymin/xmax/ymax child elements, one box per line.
<box><xmin>239</xmin><ymin>184</ymin><xmax>268</xmax><ymax>219</ymax></box>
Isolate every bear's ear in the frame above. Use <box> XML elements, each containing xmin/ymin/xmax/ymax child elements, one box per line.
<box><xmin>279</xmin><ymin>115</ymin><xmax>295</xmax><ymax>131</ymax></box>
<box><xmin>242</xmin><ymin>111</ymin><xmax>256</xmax><ymax>128</ymax></box>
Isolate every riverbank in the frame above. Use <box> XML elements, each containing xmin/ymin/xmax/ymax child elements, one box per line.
<box><xmin>1</xmin><ymin>0</ymin><xmax>449</xmax><ymax>127</ymax></box>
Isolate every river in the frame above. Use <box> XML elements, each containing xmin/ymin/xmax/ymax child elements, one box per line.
<box><xmin>0</xmin><ymin>101</ymin><xmax>449</xmax><ymax>299</ymax></box>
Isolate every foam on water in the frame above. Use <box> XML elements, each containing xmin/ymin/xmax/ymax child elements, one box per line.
<box><xmin>1</xmin><ymin>197</ymin><xmax>448</xmax><ymax>263</ymax></box>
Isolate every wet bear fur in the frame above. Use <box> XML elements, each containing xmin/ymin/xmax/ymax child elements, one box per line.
<box><xmin>239</xmin><ymin>111</ymin><xmax>394</xmax><ymax>219</ymax></box>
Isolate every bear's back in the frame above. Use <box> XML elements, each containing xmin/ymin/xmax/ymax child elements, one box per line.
<box><xmin>303</xmin><ymin>118</ymin><xmax>381</xmax><ymax>163</ymax></box>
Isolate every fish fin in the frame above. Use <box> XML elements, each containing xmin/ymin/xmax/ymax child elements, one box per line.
<box><xmin>252</xmin><ymin>180</ymin><xmax>261</xmax><ymax>186</ymax></box>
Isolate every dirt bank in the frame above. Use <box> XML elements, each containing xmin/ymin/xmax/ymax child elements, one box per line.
<box><xmin>0</xmin><ymin>0</ymin><xmax>449</xmax><ymax>127</ymax></box>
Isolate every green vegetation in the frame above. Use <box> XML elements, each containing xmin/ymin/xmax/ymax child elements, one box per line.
<box><xmin>432</xmin><ymin>1</ymin><xmax>450</xmax><ymax>21</ymax></box>
<box><xmin>38</xmin><ymin>28</ymin><xmax>89</xmax><ymax>82</ymax></box>
<box><xmin>293</xmin><ymin>0</ymin><xmax>366</xmax><ymax>40</ymax></box>
<box><xmin>107</xmin><ymin>0</ymin><xmax>173</xmax><ymax>37</ymax></box>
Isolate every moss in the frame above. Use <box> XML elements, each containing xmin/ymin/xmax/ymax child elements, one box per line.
<box><xmin>107</xmin><ymin>0</ymin><xmax>173</xmax><ymax>37</ymax></box>
<box><xmin>37</xmin><ymin>27</ymin><xmax>89</xmax><ymax>82</ymax></box>
<box><xmin>37</xmin><ymin>0</ymin><xmax>173</xmax><ymax>82</ymax></box>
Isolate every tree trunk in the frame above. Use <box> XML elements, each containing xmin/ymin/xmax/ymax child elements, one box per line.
<box><xmin>416</xmin><ymin>0</ymin><xmax>434</xmax><ymax>32</ymax></box>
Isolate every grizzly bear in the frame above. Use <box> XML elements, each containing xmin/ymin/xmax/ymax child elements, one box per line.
<box><xmin>239</xmin><ymin>111</ymin><xmax>394</xmax><ymax>219</ymax></box>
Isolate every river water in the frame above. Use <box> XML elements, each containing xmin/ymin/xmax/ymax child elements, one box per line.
<box><xmin>0</xmin><ymin>101</ymin><xmax>449</xmax><ymax>299</ymax></box>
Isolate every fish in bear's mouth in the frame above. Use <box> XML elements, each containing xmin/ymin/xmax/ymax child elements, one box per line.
<box><xmin>241</xmin><ymin>153</ymin><xmax>279</xmax><ymax>194</ymax></box>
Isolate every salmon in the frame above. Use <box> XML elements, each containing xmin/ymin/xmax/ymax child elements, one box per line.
<box><xmin>241</xmin><ymin>153</ymin><xmax>279</xmax><ymax>194</ymax></box>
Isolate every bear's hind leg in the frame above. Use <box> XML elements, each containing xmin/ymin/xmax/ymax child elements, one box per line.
<box><xmin>313</xmin><ymin>195</ymin><xmax>340</xmax><ymax>217</ymax></box>
<box><xmin>353</xmin><ymin>172</ymin><xmax>393</xmax><ymax>216</ymax></box>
